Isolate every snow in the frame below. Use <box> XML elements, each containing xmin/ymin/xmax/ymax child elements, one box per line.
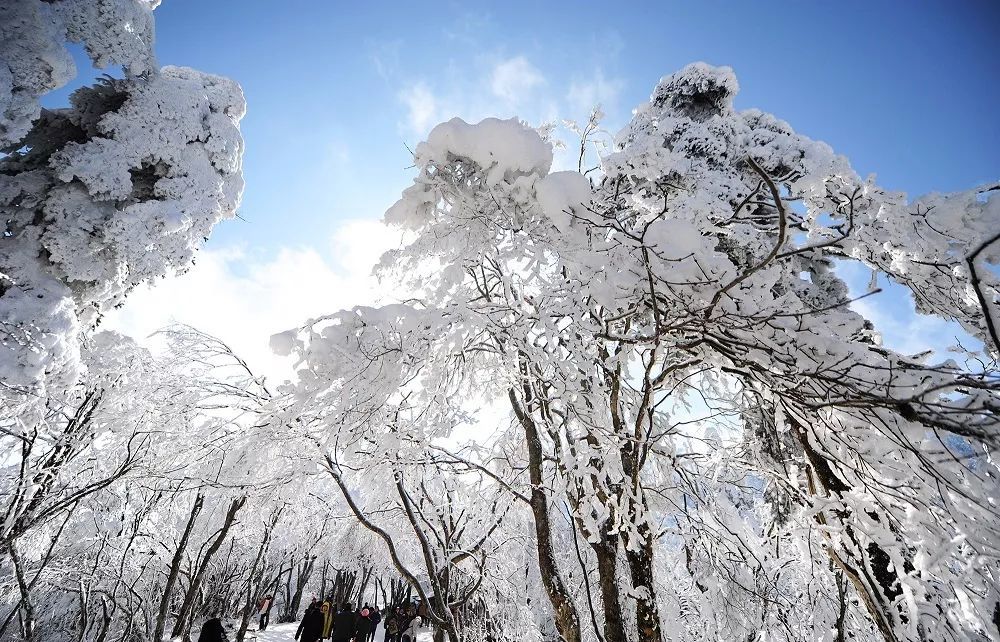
<box><xmin>1</xmin><ymin>9</ymin><xmax>245</xmax><ymax>406</ymax></box>
<box><xmin>268</xmin><ymin>329</ymin><xmax>299</xmax><ymax>357</ymax></box>
<box><xmin>0</xmin><ymin>1</ymin><xmax>77</xmax><ymax>146</ymax></box>
<box><xmin>0</xmin><ymin>1</ymin><xmax>158</xmax><ymax>148</ymax></box>
<box><xmin>651</xmin><ymin>61</ymin><xmax>739</xmax><ymax>119</ymax></box>
<box><xmin>4</xmin><ymin>10</ymin><xmax>999</xmax><ymax>639</ymax></box>
<box><xmin>279</xmin><ymin>61</ymin><xmax>1000</xmax><ymax>642</ymax></box>
<box><xmin>415</xmin><ymin>116</ymin><xmax>553</xmax><ymax>186</ymax></box>
<box><xmin>225</xmin><ymin>622</ymin><xmax>294</xmax><ymax>642</ymax></box>
<box><xmin>535</xmin><ymin>170</ymin><xmax>591</xmax><ymax>231</ymax></box>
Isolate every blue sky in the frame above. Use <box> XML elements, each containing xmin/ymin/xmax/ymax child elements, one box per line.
<box><xmin>91</xmin><ymin>0</ymin><xmax>998</xmax><ymax>376</ymax></box>
<box><xmin>144</xmin><ymin>0</ymin><xmax>1000</xmax><ymax>248</ymax></box>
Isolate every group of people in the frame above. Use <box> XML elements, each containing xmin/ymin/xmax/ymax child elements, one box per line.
<box><xmin>193</xmin><ymin>596</ymin><xmax>425</xmax><ymax>642</ymax></box>
<box><xmin>295</xmin><ymin>598</ymin><xmax>421</xmax><ymax>642</ymax></box>
<box><xmin>381</xmin><ymin>602</ymin><xmax>423</xmax><ymax>641</ymax></box>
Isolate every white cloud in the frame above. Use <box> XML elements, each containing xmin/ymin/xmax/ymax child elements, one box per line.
<box><xmin>391</xmin><ymin>56</ymin><xmax>624</xmax><ymax>177</ymax></box>
<box><xmin>851</xmin><ymin>295</ymin><xmax>969</xmax><ymax>358</ymax></box>
<box><xmin>399</xmin><ymin>82</ymin><xmax>439</xmax><ymax>135</ymax></box>
<box><xmin>442</xmin><ymin>10</ymin><xmax>492</xmax><ymax>46</ymax></box>
<box><xmin>367</xmin><ymin>38</ymin><xmax>402</xmax><ymax>82</ymax></box>
<box><xmin>567</xmin><ymin>69</ymin><xmax>625</xmax><ymax>119</ymax></box>
<box><xmin>490</xmin><ymin>56</ymin><xmax>545</xmax><ymax>102</ymax></box>
<box><xmin>103</xmin><ymin>219</ymin><xmax>401</xmax><ymax>385</ymax></box>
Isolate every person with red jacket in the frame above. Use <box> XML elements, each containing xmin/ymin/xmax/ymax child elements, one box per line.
<box><xmin>257</xmin><ymin>595</ymin><xmax>273</xmax><ymax>631</ymax></box>
<box><xmin>354</xmin><ymin>606</ymin><xmax>375</xmax><ymax>641</ymax></box>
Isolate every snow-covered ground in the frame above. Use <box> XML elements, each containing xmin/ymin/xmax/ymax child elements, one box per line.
<box><xmin>240</xmin><ymin>622</ymin><xmax>296</xmax><ymax>642</ymax></box>
<box><xmin>199</xmin><ymin>621</ymin><xmax>433</xmax><ymax>642</ymax></box>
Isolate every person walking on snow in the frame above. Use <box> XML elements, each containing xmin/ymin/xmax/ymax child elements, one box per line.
<box><xmin>198</xmin><ymin>618</ymin><xmax>229</xmax><ymax>642</ymax></box>
<box><xmin>382</xmin><ymin>608</ymin><xmax>396</xmax><ymax>642</ymax></box>
<box><xmin>399</xmin><ymin>603</ymin><xmax>417</xmax><ymax>640</ymax></box>
<box><xmin>331</xmin><ymin>602</ymin><xmax>357</xmax><ymax>642</ymax></box>
<box><xmin>296</xmin><ymin>600</ymin><xmax>332</xmax><ymax>642</ymax></box>
<box><xmin>354</xmin><ymin>606</ymin><xmax>375</xmax><ymax>642</ymax></box>
<box><xmin>366</xmin><ymin>605</ymin><xmax>381</xmax><ymax>642</ymax></box>
<box><xmin>257</xmin><ymin>594</ymin><xmax>273</xmax><ymax>631</ymax></box>
<box><xmin>383</xmin><ymin>606</ymin><xmax>405</xmax><ymax>642</ymax></box>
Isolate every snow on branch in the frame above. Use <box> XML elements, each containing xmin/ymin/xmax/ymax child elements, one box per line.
<box><xmin>0</xmin><ymin>0</ymin><xmax>245</xmax><ymax>405</ymax></box>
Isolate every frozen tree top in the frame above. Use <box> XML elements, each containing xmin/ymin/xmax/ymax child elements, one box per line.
<box><xmin>416</xmin><ymin>117</ymin><xmax>553</xmax><ymax>185</ymax></box>
<box><xmin>0</xmin><ymin>0</ymin><xmax>246</xmax><ymax>401</ymax></box>
<box><xmin>0</xmin><ymin>0</ymin><xmax>158</xmax><ymax>147</ymax></box>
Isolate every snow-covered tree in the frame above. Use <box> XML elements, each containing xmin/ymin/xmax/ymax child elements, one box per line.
<box><xmin>268</xmin><ymin>305</ymin><xmax>531</xmax><ymax>641</ymax></box>
<box><xmin>276</xmin><ymin>64</ymin><xmax>999</xmax><ymax>642</ymax></box>
<box><xmin>0</xmin><ymin>0</ymin><xmax>245</xmax><ymax>409</ymax></box>
<box><xmin>0</xmin><ymin>323</ymin><xmax>305</xmax><ymax>642</ymax></box>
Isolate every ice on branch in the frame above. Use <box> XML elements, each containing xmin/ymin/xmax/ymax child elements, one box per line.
<box><xmin>0</xmin><ymin>1</ymin><xmax>245</xmax><ymax>404</ymax></box>
<box><xmin>278</xmin><ymin>62</ymin><xmax>1000</xmax><ymax>642</ymax></box>
<box><xmin>416</xmin><ymin>116</ymin><xmax>552</xmax><ymax>185</ymax></box>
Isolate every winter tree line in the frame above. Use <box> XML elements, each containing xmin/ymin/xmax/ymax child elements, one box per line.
<box><xmin>2</xmin><ymin>2</ymin><xmax>998</xmax><ymax>642</ymax></box>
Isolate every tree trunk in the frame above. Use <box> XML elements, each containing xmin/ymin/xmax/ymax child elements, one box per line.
<box><xmin>834</xmin><ymin>570</ymin><xmax>848</xmax><ymax>642</ymax></box>
<box><xmin>281</xmin><ymin>559</ymin><xmax>293</xmax><ymax>620</ymax></box>
<box><xmin>153</xmin><ymin>493</ymin><xmax>203</xmax><ymax>642</ymax></box>
<box><xmin>213</xmin><ymin>539</ymin><xmax>236</xmax><ymax>618</ymax></box>
<box><xmin>624</xmin><ymin>524</ymin><xmax>663</xmax><ymax>642</ymax></box>
<box><xmin>794</xmin><ymin>422</ymin><xmax>904</xmax><ymax>642</ymax></box>
<box><xmin>75</xmin><ymin>576</ymin><xmax>88</xmax><ymax>642</ymax></box>
<box><xmin>0</xmin><ymin>509</ymin><xmax>74</xmax><ymax>640</ymax></box>
<box><xmin>9</xmin><ymin>544</ymin><xmax>36</xmax><ymax>642</ymax></box>
<box><xmin>236</xmin><ymin>511</ymin><xmax>281</xmax><ymax>642</ymax></box>
<box><xmin>510</xmin><ymin>389</ymin><xmax>583</xmax><ymax>642</ymax></box>
<box><xmin>284</xmin><ymin>556</ymin><xmax>315</xmax><ymax>621</ymax></box>
<box><xmin>356</xmin><ymin>566</ymin><xmax>373</xmax><ymax>608</ymax></box>
<box><xmin>171</xmin><ymin>496</ymin><xmax>247</xmax><ymax>639</ymax></box>
<box><xmin>590</xmin><ymin>536</ymin><xmax>627</xmax><ymax>642</ymax></box>
<box><xmin>94</xmin><ymin>597</ymin><xmax>113</xmax><ymax>642</ymax></box>
<box><xmin>617</xmin><ymin>363</ymin><xmax>664</xmax><ymax>642</ymax></box>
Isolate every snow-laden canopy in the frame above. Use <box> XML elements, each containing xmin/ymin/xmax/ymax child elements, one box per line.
<box><xmin>276</xmin><ymin>63</ymin><xmax>1000</xmax><ymax>642</ymax></box>
<box><xmin>1</xmin><ymin>5</ymin><xmax>997</xmax><ymax>642</ymax></box>
<box><xmin>0</xmin><ymin>0</ymin><xmax>244</xmax><ymax>404</ymax></box>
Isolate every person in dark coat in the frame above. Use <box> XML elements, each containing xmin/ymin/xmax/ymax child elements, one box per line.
<box><xmin>399</xmin><ymin>603</ymin><xmax>417</xmax><ymax>639</ymax></box>
<box><xmin>296</xmin><ymin>600</ymin><xmax>331</xmax><ymax>642</ymax></box>
<box><xmin>366</xmin><ymin>606</ymin><xmax>381</xmax><ymax>642</ymax></box>
<box><xmin>331</xmin><ymin>602</ymin><xmax>357</xmax><ymax>642</ymax></box>
<box><xmin>303</xmin><ymin>596</ymin><xmax>320</xmax><ymax>620</ymax></box>
<box><xmin>355</xmin><ymin>606</ymin><xmax>375</xmax><ymax>641</ymax></box>
<box><xmin>382</xmin><ymin>607</ymin><xmax>394</xmax><ymax>642</ymax></box>
<box><xmin>383</xmin><ymin>606</ymin><xmax>405</xmax><ymax>642</ymax></box>
<box><xmin>198</xmin><ymin>618</ymin><xmax>228</xmax><ymax>642</ymax></box>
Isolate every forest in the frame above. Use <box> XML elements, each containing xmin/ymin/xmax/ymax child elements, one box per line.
<box><xmin>1</xmin><ymin>2</ymin><xmax>998</xmax><ymax>642</ymax></box>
